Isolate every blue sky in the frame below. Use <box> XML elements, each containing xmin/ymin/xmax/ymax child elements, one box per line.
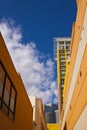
<box><xmin>0</xmin><ymin>0</ymin><xmax>77</xmax><ymax>57</ymax></box>
<box><xmin>0</xmin><ymin>0</ymin><xmax>77</xmax><ymax>104</ymax></box>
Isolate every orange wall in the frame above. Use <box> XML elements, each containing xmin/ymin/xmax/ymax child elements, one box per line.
<box><xmin>62</xmin><ymin>0</ymin><xmax>87</xmax><ymax>130</ymax></box>
<box><xmin>63</xmin><ymin>0</ymin><xmax>86</xmax><ymax>110</ymax></box>
<box><xmin>0</xmin><ymin>33</ymin><xmax>33</xmax><ymax>130</ymax></box>
<box><xmin>66</xmin><ymin>44</ymin><xmax>87</xmax><ymax>130</ymax></box>
<box><xmin>63</xmin><ymin>0</ymin><xmax>87</xmax><ymax>111</ymax></box>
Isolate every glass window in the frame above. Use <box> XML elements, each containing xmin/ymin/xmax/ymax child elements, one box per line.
<box><xmin>0</xmin><ymin>64</ymin><xmax>5</xmax><ymax>98</ymax></box>
<box><xmin>66</xmin><ymin>41</ymin><xmax>70</xmax><ymax>45</ymax></box>
<box><xmin>3</xmin><ymin>77</ymin><xmax>11</xmax><ymax>105</ymax></box>
<box><xmin>66</xmin><ymin>46</ymin><xmax>69</xmax><ymax>50</ymax></box>
<box><xmin>2</xmin><ymin>103</ymin><xmax>8</xmax><ymax>115</ymax></box>
<box><xmin>61</xmin><ymin>79</ymin><xmax>64</xmax><ymax>83</ymax></box>
<box><xmin>59</xmin><ymin>46</ymin><xmax>64</xmax><ymax>50</ymax></box>
<box><xmin>9</xmin><ymin>111</ymin><xmax>14</xmax><ymax>121</ymax></box>
<box><xmin>59</xmin><ymin>41</ymin><xmax>64</xmax><ymax>45</ymax></box>
<box><xmin>10</xmin><ymin>87</ymin><xmax>16</xmax><ymax>112</ymax></box>
<box><xmin>60</xmin><ymin>50</ymin><xmax>65</xmax><ymax>54</ymax></box>
<box><xmin>0</xmin><ymin>62</ymin><xmax>17</xmax><ymax>121</ymax></box>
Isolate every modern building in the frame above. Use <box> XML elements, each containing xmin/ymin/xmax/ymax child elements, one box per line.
<box><xmin>44</xmin><ymin>104</ymin><xmax>59</xmax><ymax>130</ymax></box>
<box><xmin>0</xmin><ymin>32</ymin><xmax>33</xmax><ymax>130</ymax></box>
<box><xmin>54</xmin><ymin>38</ymin><xmax>70</xmax><ymax>118</ymax></box>
<box><xmin>59</xmin><ymin>0</ymin><xmax>87</xmax><ymax>130</ymax></box>
<box><xmin>44</xmin><ymin>103</ymin><xmax>58</xmax><ymax>113</ymax></box>
<box><xmin>44</xmin><ymin>103</ymin><xmax>59</xmax><ymax>123</ymax></box>
<box><xmin>45</xmin><ymin>110</ymin><xmax>59</xmax><ymax>123</ymax></box>
<box><xmin>29</xmin><ymin>96</ymin><xmax>47</xmax><ymax>130</ymax></box>
<box><xmin>45</xmin><ymin>111</ymin><xmax>56</xmax><ymax>123</ymax></box>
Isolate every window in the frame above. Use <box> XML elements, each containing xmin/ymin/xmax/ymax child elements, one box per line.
<box><xmin>10</xmin><ymin>87</ymin><xmax>16</xmax><ymax>112</ymax></box>
<box><xmin>66</xmin><ymin>46</ymin><xmax>70</xmax><ymax>50</ymax></box>
<box><xmin>0</xmin><ymin>61</ymin><xmax>17</xmax><ymax>121</ymax></box>
<box><xmin>59</xmin><ymin>41</ymin><xmax>64</xmax><ymax>45</ymax></box>
<box><xmin>66</xmin><ymin>41</ymin><xmax>70</xmax><ymax>45</ymax></box>
<box><xmin>0</xmin><ymin>64</ymin><xmax>5</xmax><ymax>99</ymax></box>
<box><xmin>59</xmin><ymin>50</ymin><xmax>65</xmax><ymax>54</ymax></box>
<box><xmin>61</xmin><ymin>79</ymin><xmax>64</xmax><ymax>84</ymax></box>
<box><xmin>59</xmin><ymin>46</ymin><xmax>64</xmax><ymax>50</ymax></box>
<box><xmin>2</xmin><ymin>103</ymin><xmax>8</xmax><ymax>115</ymax></box>
<box><xmin>3</xmin><ymin>77</ymin><xmax>11</xmax><ymax>105</ymax></box>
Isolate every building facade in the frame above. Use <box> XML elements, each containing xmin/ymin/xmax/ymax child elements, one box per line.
<box><xmin>29</xmin><ymin>96</ymin><xmax>47</xmax><ymax>130</ymax></box>
<box><xmin>35</xmin><ymin>99</ymin><xmax>47</xmax><ymax>130</ymax></box>
<box><xmin>0</xmin><ymin>32</ymin><xmax>33</xmax><ymax>130</ymax></box>
<box><xmin>44</xmin><ymin>103</ymin><xmax>58</xmax><ymax>123</ymax></box>
<box><xmin>54</xmin><ymin>38</ymin><xmax>70</xmax><ymax>119</ymax></box>
<box><xmin>59</xmin><ymin>0</ymin><xmax>87</xmax><ymax>130</ymax></box>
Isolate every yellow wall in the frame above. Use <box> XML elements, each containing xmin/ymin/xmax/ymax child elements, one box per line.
<box><xmin>47</xmin><ymin>124</ymin><xmax>60</xmax><ymax>130</ymax></box>
<box><xmin>0</xmin><ymin>33</ymin><xmax>33</xmax><ymax>129</ymax></box>
<box><xmin>63</xmin><ymin>60</ymin><xmax>70</xmax><ymax>98</ymax></box>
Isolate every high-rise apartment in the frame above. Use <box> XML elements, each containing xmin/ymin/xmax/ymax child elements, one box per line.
<box><xmin>54</xmin><ymin>38</ymin><xmax>70</xmax><ymax>117</ymax></box>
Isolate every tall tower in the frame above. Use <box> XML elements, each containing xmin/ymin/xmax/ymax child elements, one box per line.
<box><xmin>54</xmin><ymin>37</ymin><xmax>70</xmax><ymax>117</ymax></box>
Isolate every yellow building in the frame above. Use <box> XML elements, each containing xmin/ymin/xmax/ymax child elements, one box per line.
<box><xmin>47</xmin><ymin>124</ymin><xmax>60</xmax><ymax>130</ymax></box>
<box><xmin>60</xmin><ymin>0</ymin><xmax>87</xmax><ymax>130</ymax></box>
<box><xmin>54</xmin><ymin>38</ymin><xmax>70</xmax><ymax>120</ymax></box>
<box><xmin>0</xmin><ymin>32</ymin><xmax>33</xmax><ymax>129</ymax></box>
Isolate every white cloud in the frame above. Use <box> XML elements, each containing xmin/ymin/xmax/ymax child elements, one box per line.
<box><xmin>0</xmin><ymin>19</ymin><xmax>58</xmax><ymax>104</ymax></box>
